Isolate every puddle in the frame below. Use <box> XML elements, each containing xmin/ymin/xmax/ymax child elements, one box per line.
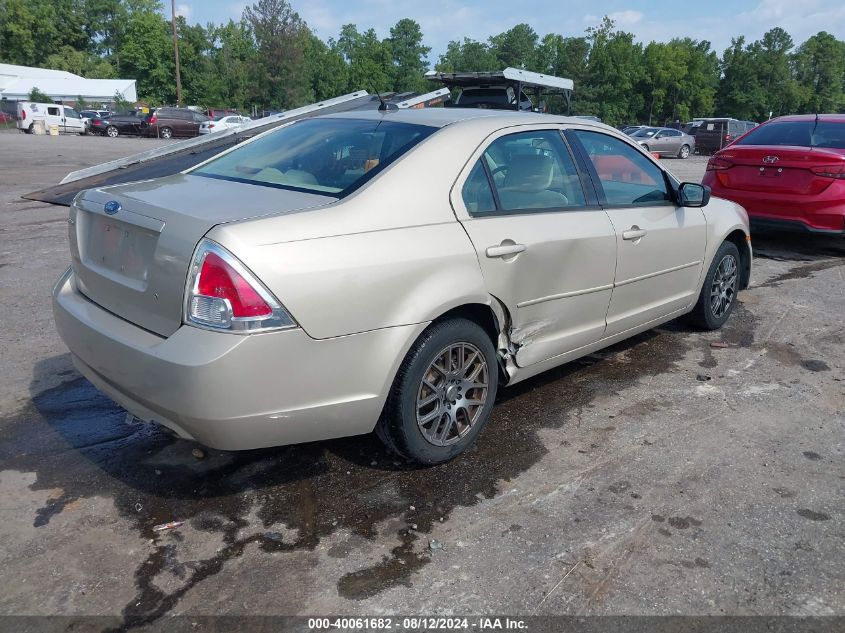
<box><xmin>0</xmin><ymin>313</ymin><xmax>742</xmax><ymax>626</ymax></box>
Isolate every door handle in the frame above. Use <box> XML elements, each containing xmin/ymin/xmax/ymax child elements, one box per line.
<box><xmin>622</xmin><ymin>226</ymin><xmax>647</xmax><ymax>241</ymax></box>
<box><xmin>486</xmin><ymin>243</ymin><xmax>526</xmax><ymax>258</ymax></box>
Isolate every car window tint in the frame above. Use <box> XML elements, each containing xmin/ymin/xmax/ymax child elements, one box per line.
<box><xmin>193</xmin><ymin>118</ymin><xmax>435</xmax><ymax>197</ymax></box>
<box><xmin>461</xmin><ymin>160</ymin><xmax>496</xmax><ymax>215</ymax></box>
<box><xmin>736</xmin><ymin>120</ymin><xmax>845</xmax><ymax>149</ymax></box>
<box><xmin>48</xmin><ymin>107</ymin><xmax>59</xmax><ymax>116</ymax></box>
<box><xmin>481</xmin><ymin>131</ymin><xmax>585</xmax><ymax>212</ymax></box>
<box><xmin>574</xmin><ymin>130</ymin><xmax>671</xmax><ymax>206</ymax></box>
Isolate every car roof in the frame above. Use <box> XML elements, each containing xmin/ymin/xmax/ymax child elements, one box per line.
<box><xmin>769</xmin><ymin>114</ymin><xmax>845</xmax><ymax>123</ymax></box>
<box><xmin>322</xmin><ymin>107</ymin><xmax>608</xmax><ymax>130</ymax></box>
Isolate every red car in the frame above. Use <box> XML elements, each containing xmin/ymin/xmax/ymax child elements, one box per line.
<box><xmin>703</xmin><ymin>114</ymin><xmax>845</xmax><ymax>234</ymax></box>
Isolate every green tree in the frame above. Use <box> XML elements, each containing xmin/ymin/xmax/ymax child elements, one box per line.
<box><xmin>244</xmin><ymin>0</ymin><xmax>311</xmax><ymax>109</ymax></box>
<box><xmin>44</xmin><ymin>45</ymin><xmax>117</xmax><ymax>77</ymax></box>
<box><xmin>28</xmin><ymin>86</ymin><xmax>52</xmax><ymax>102</ymax></box>
<box><xmin>489</xmin><ymin>23</ymin><xmax>538</xmax><ymax>69</ymax></box>
<box><xmin>387</xmin><ymin>18</ymin><xmax>430</xmax><ymax>92</ymax></box>
<box><xmin>207</xmin><ymin>19</ymin><xmax>258</xmax><ymax>109</ymax></box>
<box><xmin>793</xmin><ymin>31</ymin><xmax>845</xmax><ymax>113</ymax></box>
<box><xmin>337</xmin><ymin>24</ymin><xmax>392</xmax><ymax>93</ymax></box>
<box><xmin>118</xmin><ymin>3</ymin><xmax>174</xmax><ymax>103</ymax></box>
<box><xmin>436</xmin><ymin>38</ymin><xmax>499</xmax><ymax>72</ymax></box>
<box><xmin>305</xmin><ymin>35</ymin><xmax>349</xmax><ymax>101</ymax></box>
<box><xmin>580</xmin><ymin>17</ymin><xmax>644</xmax><ymax>125</ymax></box>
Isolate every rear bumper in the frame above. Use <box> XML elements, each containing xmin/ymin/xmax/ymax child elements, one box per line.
<box><xmin>750</xmin><ymin>217</ymin><xmax>845</xmax><ymax>236</ymax></box>
<box><xmin>52</xmin><ymin>268</ymin><xmax>425</xmax><ymax>450</ymax></box>
<box><xmin>704</xmin><ymin>174</ymin><xmax>845</xmax><ymax>233</ymax></box>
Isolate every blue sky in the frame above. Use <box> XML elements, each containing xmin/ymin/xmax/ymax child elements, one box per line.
<box><xmin>174</xmin><ymin>0</ymin><xmax>845</xmax><ymax>61</ymax></box>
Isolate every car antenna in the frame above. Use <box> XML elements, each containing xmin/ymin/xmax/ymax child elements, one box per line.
<box><xmin>373</xmin><ymin>88</ymin><xmax>397</xmax><ymax>112</ymax></box>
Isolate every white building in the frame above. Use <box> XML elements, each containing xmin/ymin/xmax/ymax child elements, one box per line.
<box><xmin>0</xmin><ymin>63</ymin><xmax>137</xmax><ymax>104</ymax></box>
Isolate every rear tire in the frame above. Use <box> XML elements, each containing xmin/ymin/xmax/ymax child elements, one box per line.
<box><xmin>106</xmin><ymin>126</ymin><xmax>118</xmax><ymax>138</ymax></box>
<box><xmin>678</xmin><ymin>144</ymin><xmax>690</xmax><ymax>159</ymax></box>
<box><xmin>160</xmin><ymin>126</ymin><xmax>173</xmax><ymax>139</ymax></box>
<box><xmin>376</xmin><ymin>318</ymin><xmax>498</xmax><ymax>464</ymax></box>
<box><xmin>641</xmin><ymin>144</ymin><xmax>650</xmax><ymax>152</ymax></box>
<box><xmin>688</xmin><ymin>241</ymin><xmax>741</xmax><ymax>330</ymax></box>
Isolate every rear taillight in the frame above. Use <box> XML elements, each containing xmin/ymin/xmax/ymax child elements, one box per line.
<box><xmin>93</xmin><ymin>119</ymin><xmax>102</xmax><ymax>125</ymax></box>
<box><xmin>706</xmin><ymin>156</ymin><xmax>733</xmax><ymax>171</ymax></box>
<box><xmin>208</xmin><ymin>123</ymin><xmax>215</xmax><ymax>128</ymax></box>
<box><xmin>149</xmin><ymin>116</ymin><xmax>157</xmax><ymax>124</ymax></box>
<box><xmin>725</xmin><ymin>134</ymin><xmax>732</xmax><ymax>142</ymax></box>
<box><xmin>21</xmin><ymin>110</ymin><xmax>26</xmax><ymax>120</ymax></box>
<box><xmin>810</xmin><ymin>164</ymin><xmax>845</xmax><ymax>180</ymax></box>
<box><xmin>185</xmin><ymin>239</ymin><xmax>296</xmax><ymax>332</ymax></box>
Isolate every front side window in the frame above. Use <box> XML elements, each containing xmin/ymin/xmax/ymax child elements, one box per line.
<box><xmin>480</xmin><ymin>130</ymin><xmax>586</xmax><ymax>212</ymax></box>
<box><xmin>193</xmin><ymin>118</ymin><xmax>436</xmax><ymax>196</ymax></box>
<box><xmin>65</xmin><ymin>108</ymin><xmax>79</xmax><ymax>119</ymax></box>
<box><xmin>574</xmin><ymin>130</ymin><xmax>671</xmax><ymax>206</ymax></box>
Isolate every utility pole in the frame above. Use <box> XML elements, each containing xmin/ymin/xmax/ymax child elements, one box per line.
<box><xmin>171</xmin><ymin>0</ymin><xmax>182</xmax><ymax>106</ymax></box>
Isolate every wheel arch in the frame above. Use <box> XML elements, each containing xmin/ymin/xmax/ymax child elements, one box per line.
<box><xmin>423</xmin><ymin>298</ymin><xmax>512</xmax><ymax>387</ymax></box>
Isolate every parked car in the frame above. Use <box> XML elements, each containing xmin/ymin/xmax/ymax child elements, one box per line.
<box><xmin>94</xmin><ymin>110</ymin><xmax>146</xmax><ymax>137</ymax></box>
<box><xmin>141</xmin><ymin>107</ymin><xmax>209</xmax><ymax>139</ymax></box>
<box><xmin>703</xmin><ymin>114</ymin><xmax>845</xmax><ymax>234</ymax></box>
<box><xmin>79</xmin><ymin>109</ymin><xmax>111</xmax><ymax>123</ymax></box>
<box><xmin>622</xmin><ymin>125</ymin><xmax>647</xmax><ymax>135</ymax></box>
<box><xmin>631</xmin><ymin>127</ymin><xmax>696</xmax><ymax>158</ymax></box>
<box><xmin>206</xmin><ymin>108</ymin><xmax>240</xmax><ymax>120</ymax></box>
<box><xmin>695</xmin><ymin>118</ymin><xmax>748</xmax><ymax>154</ymax></box>
<box><xmin>16</xmin><ymin>102</ymin><xmax>86</xmax><ymax>134</ymax></box>
<box><xmin>682</xmin><ymin>119</ymin><xmax>707</xmax><ymax>136</ymax></box>
<box><xmin>52</xmin><ymin>109</ymin><xmax>750</xmax><ymax>463</ymax></box>
<box><xmin>199</xmin><ymin>114</ymin><xmax>252</xmax><ymax>135</ymax></box>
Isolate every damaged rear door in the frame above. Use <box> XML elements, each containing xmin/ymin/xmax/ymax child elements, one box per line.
<box><xmin>452</xmin><ymin>127</ymin><xmax>617</xmax><ymax>367</ymax></box>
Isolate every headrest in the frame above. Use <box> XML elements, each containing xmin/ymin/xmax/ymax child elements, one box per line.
<box><xmin>503</xmin><ymin>154</ymin><xmax>554</xmax><ymax>192</ymax></box>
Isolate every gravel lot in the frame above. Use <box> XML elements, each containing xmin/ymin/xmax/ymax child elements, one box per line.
<box><xmin>0</xmin><ymin>130</ymin><xmax>843</xmax><ymax>628</ymax></box>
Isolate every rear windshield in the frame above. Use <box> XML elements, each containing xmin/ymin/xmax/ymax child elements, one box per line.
<box><xmin>192</xmin><ymin>118</ymin><xmax>436</xmax><ymax>196</ymax></box>
<box><xmin>735</xmin><ymin>120</ymin><xmax>845</xmax><ymax>149</ymax></box>
<box><xmin>458</xmin><ymin>89</ymin><xmax>510</xmax><ymax>105</ymax></box>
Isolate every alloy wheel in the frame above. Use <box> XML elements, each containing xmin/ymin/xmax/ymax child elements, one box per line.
<box><xmin>416</xmin><ymin>342</ymin><xmax>489</xmax><ymax>447</ymax></box>
<box><xmin>160</xmin><ymin>127</ymin><xmax>172</xmax><ymax>139</ymax></box>
<box><xmin>680</xmin><ymin>145</ymin><xmax>690</xmax><ymax>159</ymax></box>
<box><xmin>107</xmin><ymin>126</ymin><xmax>118</xmax><ymax>138</ymax></box>
<box><xmin>710</xmin><ymin>254</ymin><xmax>738</xmax><ymax>318</ymax></box>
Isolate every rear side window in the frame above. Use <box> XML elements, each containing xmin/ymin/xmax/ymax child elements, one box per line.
<box><xmin>193</xmin><ymin>118</ymin><xmax>435</xmax><ymax>196</ymax></box>
<box><xmin>574</xmin><ymin>130</ymin><xmax>671</xmax><ymax>206</ymax></box>
<box><xmin>736</xmin><ymin>120</ymin><xmax>845</xmax><ymax>149</ymax></box>
<box><xmin>461</xmin><ymin>161</ymin><xmax>496</xmax><ymax>215</ymax></box>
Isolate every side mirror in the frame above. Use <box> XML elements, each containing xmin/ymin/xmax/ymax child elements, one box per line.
<box><xmin>678</xmin><ymin>182</ymin><xmax>711</xmax><ymax>207</ymax></box>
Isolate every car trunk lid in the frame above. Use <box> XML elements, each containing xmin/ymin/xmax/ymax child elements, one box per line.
<box><xmin>711</xmin><ymin>145</ymin><xmax>845</xmax><ymax>195</ymax></box>
<box><xmin>69</xmin><ymin>174</ymin><xmax>335</xmax><ymax>337</ymax></box>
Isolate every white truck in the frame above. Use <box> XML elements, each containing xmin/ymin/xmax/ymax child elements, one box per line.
<box><xmin>16</xmin><ymin>102</ymin><xmax>86</xmax><ymax>135</ymax></box>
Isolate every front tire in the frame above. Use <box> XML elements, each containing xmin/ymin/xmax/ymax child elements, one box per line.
<box><xmin>688</xmin><ymin>241</ymin><xmax>741</xmax><ymax>330</ymax></box>
<box><xmin>678</xmin><ymin>144</ymin><xmax>690</xmax><ymax>159</ymax></box>
<box><xmin>376</xmin><ymin>318</ymin><xmax>498</xmax><ymax>464</ymax></box>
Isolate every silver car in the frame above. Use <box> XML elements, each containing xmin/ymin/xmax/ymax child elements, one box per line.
<box><xmin>631</xmin><ymin>126</ymin><xmax>696</xmax><ymax>158</ymax></box>
<box><xmin>53</xmin><ymin>109</ymin><xmax>750</xmax><ymax>463</ymax></box>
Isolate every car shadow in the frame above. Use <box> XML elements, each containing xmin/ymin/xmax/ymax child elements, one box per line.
<box><xmin>751</xmin><ymin>227</ymin><xmax>845</xmax><ymax>261</ymax></box>
<box><xmin>0</xmin><ymin>300</ymin><xmax>742</xmax><ymax>622</ymax></box>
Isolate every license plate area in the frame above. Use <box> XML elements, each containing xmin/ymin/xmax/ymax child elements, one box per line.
<box><xmin>82</xmin><ymin>211</ymin><xmax>161</xmax><ymax>289</ymax></box>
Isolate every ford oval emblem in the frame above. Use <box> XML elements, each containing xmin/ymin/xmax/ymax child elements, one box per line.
<box><xmin>104</xmin><ymin>200</ymin><xmax>122</xmax><ymax>215</ymax></box>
